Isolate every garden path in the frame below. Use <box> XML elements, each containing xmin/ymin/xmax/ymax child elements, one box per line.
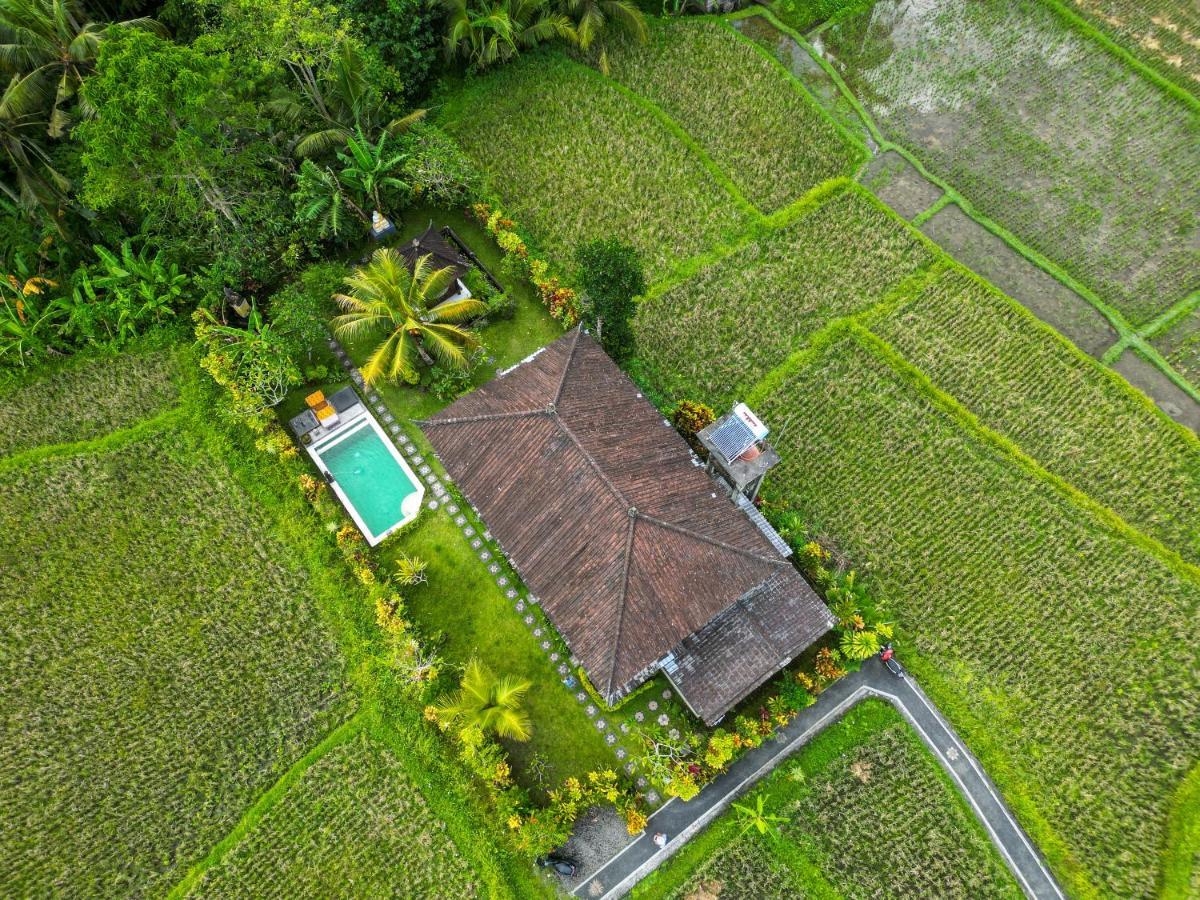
<box><xmin>568</xmin><ymin>657</ymin><xmax>1064</xmax><ymax>900</ymax></box>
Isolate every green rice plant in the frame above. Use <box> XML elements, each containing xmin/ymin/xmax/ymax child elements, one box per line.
<box><xmin>816</xmin><ymin>0</ymin><xmax>1200</xmax><ymax>325</ymax></box>
<box><xmin>191</xmin><ymin>731</ymin><xmax>483</xmax><ymax>898</ymax></box>
<box><xmin>753</xmin><ymin>331</ymin><xmax>1200</xmax><ymax>898</ymax></box>
<box><xmin>633</xmin><ymin>189</ymin><xmax>933</xmax><ymax>408</ymax></box>
<box><xmin>0</xmin><ymin>350</ymin><xmax>180</xmax><ymax>457</ymax></box>
<box><xmin>872</xmin><ymin>268</ymin><xmax>1200</xmax><ymax>563</ymax></box>
<box><xmin>1152</xmin><ymin>311</ymin><xmax>1200</xmax><ymax>392</ymax></box>
<box><xmin>0</xmin><ymin>433</ymin><xmax>347</xmax><ymax>897</ymax></box>
<box><xmin>438</xmin><ymin>52</ymin><xmax>751</xmax><ymax>280</ymax></box>
<box><xmin>636</xmin><ymin>701</ymin><xmax>1020</xmax><ymax>900</ymax></box>
<box><xmin>1046</xmin><ymin>0</ymin><xmax>1200</xmax><ymax>100</ymax></box>
<box><xmin>600</xmin><ymin>18</ymin><xmax>863</xmax><ymax>212</ymax></box>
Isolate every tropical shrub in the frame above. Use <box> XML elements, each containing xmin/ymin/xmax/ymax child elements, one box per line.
<box><xmin>670</xmin><ymin>399</ymin><xmax>714</xmax><ymax>454</ymax></box>
<box><xmin>402</xmin><ymin>123</ymin><xmax>482</xmax><ymax>208</ymax></box>
<box><xmin>433</xmin><ymin>658</ymin><xmax>534</xmax><ymax>742</ymax></box>
<box><xmin>194</xmin><ymin>305</ymin><xmax>302</xmax><ymax>420</ymax></box>
<box><xmin>341</xmin><ymin>0</ymin><xmax>441</xmax><ymax>100</ymax></box>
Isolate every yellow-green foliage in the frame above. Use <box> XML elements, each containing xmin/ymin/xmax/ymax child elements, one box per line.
<box><xmin>634</xmin><ymin>190</ymin><xmax>932</xmax><ymax>407</ymax></box>
<box><xmin>0</xmin><ymin>433</ymin><xmax>346</xmax><ymax>896</ymax></box>
<box><xmin>0</xmin><ymin>351</ymin><xmax>179</xmax><ymax>456</ymax></box>
<box><xmin>754</xmin><ymin>333</ymin><xmax>1200</xmax><ymax>898</ymax></box>
<box><xmin>873</xmin><ymin>268</ymin><xmax>1200</xmax><ymax>563</ymax></box>
<box><xmin>192</xmin><ymin>731</ymin><xmax>482</xmax><ymax>898</ymax></box>
<box><xmin>602</xmin><ymin>18</ymin><xmax>862</xmax><ymax>212</ymax></box>
<box><xmin>439</xmin><ymin>53</ymin><xmax>750</xmax><ymax>279</ymax></box>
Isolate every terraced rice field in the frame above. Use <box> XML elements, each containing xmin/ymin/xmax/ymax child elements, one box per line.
<box><xmin>0</xmin><ymin>430</ymin><xmax>347</xmax><ymax>896</ymax></box>
<box><xmin>816</xmin><ymin>0</ymin><xmax>1200</xmax><ymax>325</ymax></box>
<box><xmin>191</xmin><ymin>730</ymin><xmax>483</xmax><ymax>898</ymax></box>
<box><xmin>439</xmin><ymin>52</ymin><xmax>750</xmax><ymax>279</ymax></box>
<box><xmin>634</xmin><ymin>187</ymin><xmax>933</xmax><ymax>408</ymax></box>
<box><xmin>872</xmin><ymin>268</ymin><xmax>1200</xmax><ymax>564</ymax></box>
<box><xmin>0</xmin><ymin>350</ymin><xmax>180</xmax><ymax>457</ymax></box>
<box><xmin>635</xmin><ymin>702</ymin><xmax>1021</xmax><ymax>899</ymax></box>
<box><xmin>602</xmin><ymin>18</ymin><xmax>863</xmax><ymax>212</ymax></box>
<box><xmin>752</xmin><ymin>332</ymin><xmax>1200</xmax><ymax>898</ymax></box>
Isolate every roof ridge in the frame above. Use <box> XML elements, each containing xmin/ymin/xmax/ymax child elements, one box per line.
<box><xmin>552</xmin><ymin>326</ymin><xmax>584</xmax><ymax>408</ymax></box>
<box><xmin>419</xmin><ymin>408</ymin><xmax>549</xmax><ymax>427</ymax></box>
<box><xmin>636</xmin><ymin>513</ymin><xmax>790</xmax><ymax>567</ymax></box>
<box><xmin>600</xmin><ymin>512</ymin><xmax>639</xmax><ymax>696</ymax></box>
<box><xmin>551</xmin><ymin>413</ymin><xmax>632</xmax><ymax>510</ymax></box>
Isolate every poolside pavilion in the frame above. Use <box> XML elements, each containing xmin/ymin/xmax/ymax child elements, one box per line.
<box><xmin>420</xmin><ymin>328</ymin><xmax>833</xmax><ymax>725</ymax></box>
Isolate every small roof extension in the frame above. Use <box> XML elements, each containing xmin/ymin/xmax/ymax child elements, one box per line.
<box><xmin>420</xmin><ymin>329</ymin><xmax>832</xmax><ymax>724</ymax></box>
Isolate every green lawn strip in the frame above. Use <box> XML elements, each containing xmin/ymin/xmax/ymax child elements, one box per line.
<box><xmin>0</xmin><ymin>403</ymin><xmax>184</xmax><ymax>476</ymax></box>
<box><xmin>167</xmin><ymin>711</ymin><xmax>369</xmax><ymax>900</ymax></box>
<box><xmin>1034</xmin><ymin>0</ymin><xmax>1200</xmax><ymax>111</ymax></box>
<box><xmin>385</xmin><ymin>504</ymin><xmax>622</xmax><ymax>789</ymax></box>
<box><xmin>564</xmin><ymin>51</ymin><xmax>760</xmax><ymax>221</ymax></box>
<box><xmin>1162</xmin><ymin>761</ymin><xmax>1200</xmax><ymax>900</ymax></box>
<box><xmin>734</xmin><ymin>5</ymin><xmax>1200</xmax><ymax>398</ymax></box>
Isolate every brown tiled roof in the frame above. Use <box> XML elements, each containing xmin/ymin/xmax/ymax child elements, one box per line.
<box><xmin>399</xmin><ymin>226</ymin><xmax>468</xmax><ymax>282</ymax></box>
<box><xmin>421</xmin><ymin>329</ymin><xmax>832</xmax><ymax>707</ymax></box>
<box><xmin>664</xmin><ymin>570</ymin><xmax>834</xmax><ymax>724</ymax></box>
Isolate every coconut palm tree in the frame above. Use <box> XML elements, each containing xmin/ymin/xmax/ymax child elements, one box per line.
<box><xmin>0</xmin><ymin>69</ymin><xmax>68</xmax><ymax>214</ymax></box>
<box><xmin>434</xmin><ymin>658</ymin><xmax>533</xmax><ymax>741</ymax></box>
<box><xmin>442</xmin><ymin>0</ymin><xmax>575</xmax><ymax>70</ymax></box>
<box><xmin>275</xmin><ymin>40</ymin><xmax>425</xmax><ymax>159</ymax></box>
<box><xmin>558</xmin><ymin>0</ymin><xmax>646</xmax><ymax>74</ymax></box>
<box><xmin>0</xmin><ymin>0</ymin><xmax>165</xmax><ymax>137</ymax></box>
<box><xmin>331</xmin><ymin>247</ymin><xmax>486</xmax><ymax>385</ymax></box>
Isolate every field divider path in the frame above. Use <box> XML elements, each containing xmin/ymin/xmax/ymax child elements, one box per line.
<box><xmin>166</xmin><ymin>707</ymin><xmax>369</xmax><ymax>900</ymax></box>
<box><xmin>559</xmin><ymin>55</ymin><xmax>763</xmax><ymax>224</ymax></box>
<box><xmin>571</xmin><ymin>659</ymin><xmax>1063</xmax><ymax>900</ymax></box>
<box><xmin>0</xmin><ymin>404</ymin><xmax>185</xmax><ymax>475</ymax></box>
<box><xmin>727</xmin><ymin>6</ymin><xmax>1200</xmax><ymax>405</ymax></box>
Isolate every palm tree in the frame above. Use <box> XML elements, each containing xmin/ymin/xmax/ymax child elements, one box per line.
<box><xmin>434</xmin><ymin>658</ymin><xmax>534</xmax><ymax>741</ymax></box>
<box><xmin>291</xmin><ymin>159</ymin><xmax>368</xmax><ymax>241</ymax></box>
<box><xmin>0</xmin><ymin>0</ymin><xmax>165</xmax><ymax>137</ymax></box>
<box><xmin>338</xmin><ymin>129</ymin><xmax>408</xmax><ymax>215</ymax></box>
<box><xmin>558</xmin><ymin>0</ymin><xmax>646</xmax><ymax>74</ymax></box>
<box><xmin>0</xmin><ymin>70</ymin><xmax>68</xmax><ymax>214</ymax></box>
<box><xmin>442</xmin><ymin>0</ymin><xmax>575</xmax><ymax>70</ymax></box>
<box><xmin>275</xmin><ymin>40</ymin><xmax>425</xmax><ymax>158</ymax></box>
<box><xmin>331</xmin><ymin>247</ymin><xmax>486</xmax><ymax>385</ymax></box>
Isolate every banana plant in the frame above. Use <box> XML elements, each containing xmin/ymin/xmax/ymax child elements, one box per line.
<box><xmin>0</xmin><ymin>269</ymin><xmax>64</xmax><ymax>365</ymax></box>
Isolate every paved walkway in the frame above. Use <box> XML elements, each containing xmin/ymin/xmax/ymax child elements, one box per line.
<box><xmin>570</xmin><ymin>658</ymin><xmax>1064</xmax><ymax>900</ymax></box>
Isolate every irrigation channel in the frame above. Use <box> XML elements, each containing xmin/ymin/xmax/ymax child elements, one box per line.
<box><xmin>568</xmin><ymin>656</ymin><xmax>1064</xmax><ymax>900</ymax></box>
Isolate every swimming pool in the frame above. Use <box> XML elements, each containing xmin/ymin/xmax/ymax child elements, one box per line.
<box><xmin>310</xmin><ymin>414</ymin><xmax>424</xmax><ymax>545</ymax></box>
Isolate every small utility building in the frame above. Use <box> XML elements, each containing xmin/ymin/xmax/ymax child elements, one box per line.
<box><xmin>421</xmin><ymin>329</ymin><xmax>833</xmax><ymax>725</ymax></box>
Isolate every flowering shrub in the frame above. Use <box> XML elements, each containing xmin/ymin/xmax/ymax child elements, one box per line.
<box><xmin>469</xmin><ymin>202</ymin><xmax>580</xmax><ymax>325</ymax></box>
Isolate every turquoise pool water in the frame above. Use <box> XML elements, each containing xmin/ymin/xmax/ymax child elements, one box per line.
<box><xmin>316</xmin><ymin>422</ymin><xmax>420</xmax><ymax>540</ymax></box>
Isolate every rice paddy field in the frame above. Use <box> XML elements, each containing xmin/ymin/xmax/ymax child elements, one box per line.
<box><xmin>635</xmin><ymin>702</ymin><xmax>1022</xmax><ymax>899</ymax></box>
<box><xmin>191</xmin><ymin>729</ymin><xmax>483</xmax><ymax>898</ymax></box>
<box><xmin>438</xmin><ymin>52</ymin><xmax>751</xmax><ymax>279</ymax></box>
<box><xmin>749</xmin><ymin>330</ymin><xmax>1200</xmax><ymax>898</ymax></box>
<box><xmin>0</xmin><ymin>350</ymin><xmax>180</xmax><ymax>457</ymax></box>
<box><xmin>601</xmin><ymin>18</ymin><xmax>864</xmax><ymax>212</ymax></box>
<box><xmin>871</xmin><ymin>268</ymin><xmax>1200</xmax><ymax>564</ymax></box>
<box><xmin>1060</xmin><ymin>0</ymin><xmax>1200</xmax><ymax>96</ymax></box>
<box><xmin>814</xmin><ymin>0</ymin><xmax>1200</xmax><ymax>326</ymax></box>
<box><xmin>1</xmin><ymin>353</ymin><xmax>533</xmax><ymax>898</ymax></box>
<box><xmin>634</xmin><ymin>187</ymin><xmax>934</xmax><ymax>408</ymax></box>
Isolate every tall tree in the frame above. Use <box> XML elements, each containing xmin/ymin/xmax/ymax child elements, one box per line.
<box><xmin>576</xmin><ymin>236</ymin><xmax>643</xmax><ymax>363</ymax></box>
<box><xmin>0</xmin><ymin>0</ymin><xmax>165</xmax><ymax>136</ymax></box>
<box><xmin>0</xmin><ymin>69</ymin><xmax>67</xmax><ymax>214</ymax></box>
<box><xmin>434</xmin><ymin>658</ymin><xmax>533</xmax><ymax>741</ymax></box>
<box><xmin>331</xmin><ymin>247</ymin><xmax>485</xmax><ymax>385</ymax></box>
<box><xmin>77</xmin><ymin>30</ymin><xmax>255</xmax><ymax>230</ymax></box>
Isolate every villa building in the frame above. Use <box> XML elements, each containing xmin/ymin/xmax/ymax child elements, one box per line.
<box><xmin>421</xmin><ymin>328</ymin><xmax>833</xmax><ymax>725</ymax></box>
